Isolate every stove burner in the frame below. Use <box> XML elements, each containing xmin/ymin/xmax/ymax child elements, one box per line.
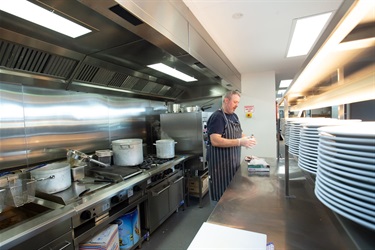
<box><xmin>138</xmin><ymin>155</ymin><xmax>176</xmax><ymax>169</ymax></box>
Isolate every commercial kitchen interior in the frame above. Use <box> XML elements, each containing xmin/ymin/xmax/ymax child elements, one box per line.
<box><xmin>1</xmin><ymin>0</ymin><xmax>374</xmax><ymax>249</ymax></box>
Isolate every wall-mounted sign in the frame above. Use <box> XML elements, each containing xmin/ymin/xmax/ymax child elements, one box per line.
<box><xmin>244</xmin><ymin>105</ymin><xmax>254</xmax><ymax>118</ymax></box>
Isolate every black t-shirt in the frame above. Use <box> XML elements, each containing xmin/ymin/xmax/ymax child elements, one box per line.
<box><xmin>207</xmin><ymin>109</ymin><xmax>240</xmax><ymax>145</ymax></box>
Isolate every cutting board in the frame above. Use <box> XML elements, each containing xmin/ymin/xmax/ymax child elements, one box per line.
<box><xmin>188</xmin><ymin>222</ymin><xmax>267</xmax><ymax>250</ymax></box>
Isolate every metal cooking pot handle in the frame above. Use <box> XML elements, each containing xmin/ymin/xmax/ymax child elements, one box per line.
<box><xmin>120</xmin><ymin>144</ymin><xmax>133</xmax><ymax>149</ymax></box>
<box><xmin>36</xmin><ymin>175</ymin><xmax>55</xmax><ymax>182</ymax></box>
<box><xmin>88</xmin><ymin>158</ymin><xmax>110</xmax><ymax>168</ymax></box>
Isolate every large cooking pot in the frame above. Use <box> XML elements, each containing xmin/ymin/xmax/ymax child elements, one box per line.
<box><xmin>184</xmin><ymin>106</ymin><xmax>200</xmax><ymax>112</ymax></box>
<box><xmin>30</xmin><ymin>162</ymin><xmax>71</xmax><ymax>194</ymax></box>
<box><xmin>112</xmin><ymin>139</ymin><xmax>143</xmax><ymax>166</ymax></box>
<box><xmin>154</xmin><ymin>139</ymin><xmax>177</xmax><ymax>159</ymax></box>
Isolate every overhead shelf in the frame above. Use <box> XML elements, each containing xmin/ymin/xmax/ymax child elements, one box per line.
<box><xmin>281</xmin><ymin>0</ymin><xmax>375</xmax><ymax>111</ymax></box>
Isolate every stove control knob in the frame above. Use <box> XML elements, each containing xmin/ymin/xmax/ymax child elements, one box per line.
<box><xmin>80</xmin><ymin>210</ymin><xmax>91</xmax><ymax>221</ymax></box>
<box><xmin>111</xmin><ymin>195</ymin><xmax>120</xmax><ymax>204</ymax></box>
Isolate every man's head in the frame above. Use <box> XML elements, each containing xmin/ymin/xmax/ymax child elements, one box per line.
<box><xmin>222</xmin><ymin>90</ymin><xmax>241</xmax><ymax>114</ymax></box>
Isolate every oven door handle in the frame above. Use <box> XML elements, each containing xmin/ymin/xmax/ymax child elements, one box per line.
<box><xmin>173</xmin><ymin>176</ymin><xmax>184</xmax><ymax>184</ymax></box>
<box><xmin>152</xmin><ymin>185</ymin><xmax>170</xmax><ymax>196</ymax></box>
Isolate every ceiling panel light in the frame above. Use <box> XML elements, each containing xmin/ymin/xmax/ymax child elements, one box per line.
<box><xmin>278</xmin><ymin>89</ymin><xmax>286</xmax><ymax>95</ymax></box>
<box><xmin>279</xmin><ymin>79</ymin><xmax>293</xmax><ymax>88</ymax></box>
<box><xmin>0</xmin><ymin>0</ymin><xmax>91</xmax><ymax>38</ymax></box>
<box><xmin>287</xmin><ymin>12</ymin><xmax>332</xmax><ymax>57</ymax></box>
<box><xmin>147</xmin><ymin>63</ymin><xmax>197</xmax><ymax>82</ymax></box>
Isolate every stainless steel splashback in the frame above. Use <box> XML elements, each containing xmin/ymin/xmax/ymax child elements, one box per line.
<box><xmin>0</xmin><ymin>82</ymin><xmax>165</xmax><ymax>171</ymax></box>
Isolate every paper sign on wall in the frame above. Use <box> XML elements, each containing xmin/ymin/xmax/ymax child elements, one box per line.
<box><xmin>244</xmin><ymin>105</ymin><xmax>254</xmax><ymax>118</ymax></box>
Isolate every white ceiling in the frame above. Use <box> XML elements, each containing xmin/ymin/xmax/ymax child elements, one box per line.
<box><xmin>183</xmin><ymin>0</ymin><xmax>344</xmax><ymax>92</ymax></box>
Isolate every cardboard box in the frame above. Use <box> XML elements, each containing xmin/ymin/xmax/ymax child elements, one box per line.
<box><xmin>189</xmin><ymin>175</ymin><xmax>209</xmax><ymax>194</ymax></box>
<box><xmin>79</xmin><ymin>224</ymin><xmax>119</xmax><ymax>250</ymax></box>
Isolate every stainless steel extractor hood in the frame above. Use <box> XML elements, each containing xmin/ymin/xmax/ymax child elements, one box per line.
<box><xmin>0</xmin><ymin>0</ymin><xmax>231</xmax><ymax>101</ymax></box>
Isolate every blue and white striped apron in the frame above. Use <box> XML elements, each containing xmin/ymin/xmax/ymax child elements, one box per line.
<box><xmin>207</xmin><ymin>110</ymin><xmax>242</xmax><ymax>201</ymax></box>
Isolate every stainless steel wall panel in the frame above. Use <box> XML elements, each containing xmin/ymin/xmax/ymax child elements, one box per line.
<box><xmin>108</xmin><ymin>97</ymin><xmax>147</xmax><ymax>142</ymax></box>
<box><xmin>22</xmin><ymin>87</ymin><xmax>111</xmax><ymax>165</ymax></box>
<box><xmin>0</xmin><ymin>82</ymin><xmax>166</xmax><ymax>172</ymax></box>
<box><xmin>0</xmin><ymin>83</ymin><xmax>28</xmax><ymax>169</ymax></box>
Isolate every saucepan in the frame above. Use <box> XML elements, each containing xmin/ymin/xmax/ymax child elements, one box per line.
<box><xmin>67</xmin><ymin>149</ymin><xmax>110</xmax><ymax>168</ymax></box>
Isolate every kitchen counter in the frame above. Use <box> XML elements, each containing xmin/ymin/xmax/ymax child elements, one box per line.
<box><xmin>206</xmin><ymin>157</ymin><xmax>374</xmax><ymax>249</ymax></box>
<box><xmin>0</xmin><ymin>154</ymin><xmax>191</xmax><ymax>249</ymax></box>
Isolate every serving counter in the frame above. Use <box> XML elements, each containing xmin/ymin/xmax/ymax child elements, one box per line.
<box><xmin>205</xmin><ymin>158</ymin><xmax>374</xmax><ymax>249</ymax></box>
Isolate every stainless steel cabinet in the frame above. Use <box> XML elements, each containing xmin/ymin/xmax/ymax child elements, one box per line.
<box><xmin>148</xmin><ymin>179</ymin><xmax>170</xmax><ymax>233</ymax></box>
<box><xmin>147</xmin><ymin>170</ymin><xmax>184</xmax><ymax>233</ymax></box>
<box><xmin>160</xmin><ymin>112</ymin><xmax>212</xmax><ymax>170</ymax></box>
<box><xmin>168</xmin><ymin>174</ymin><xmax>184</xmax><ymax>212</ymax></box>
<box><xmin>9</xmin><ymin>218</ymin><xmax>73</xmax><ymax>250</ymax></box>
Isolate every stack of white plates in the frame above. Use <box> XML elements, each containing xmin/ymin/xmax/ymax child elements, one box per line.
<box><xmin>298</xmin><ymin>119</ymin><xmax>361</xmax><ymax>174</ymax></box>
<box><xmin>315</xmin><ymin>122</ymin><xmax>375</xmax><ymax>230</ymax></box>
<box><xmin>287</xmin><ymin>118</ymin><xmax>327</xmax><ymax>156</ymax></box>
<box><xmin>284</xmin><ymin>118</ymin><xmax>317</xmax><ymax>147</ymax></box>
<box><xmin>284</xmin><ymin>118</ymin><xmax>301</xmax><ymax>146</ymax></box>
<box><xmin>289</xmin><ymin>121</ymin><xmax>303</xmax><ymax>156</ymax></box>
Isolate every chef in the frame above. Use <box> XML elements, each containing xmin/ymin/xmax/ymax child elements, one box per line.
<box><xmin>206</xmin><ymin>90</ymin><xmax>256</xmax><ymax>202</ymax></box>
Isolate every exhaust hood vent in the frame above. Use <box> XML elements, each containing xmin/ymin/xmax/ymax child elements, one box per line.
<box><xmin>109</xmin><ymin>4</ymin><xmax>144</xmax><ymax>26</ymax></box>
<box><xmin>0</xmin><ymin>39</ymin><xmax>78</xmax><ymax>79</ymax></box>
<box><xmin>74</xmin><ymin>62</ymin><xmax>183</xmax><ymax>98</ymax></box>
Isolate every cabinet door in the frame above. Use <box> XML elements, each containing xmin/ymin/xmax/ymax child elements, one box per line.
<box><xmin>169</xmin><ymin>174</ymin><xmax>184</xmax><ymax>212</ymax></box>
<box><xmin>148</xmin><ymin>180</ymin><xmax>170</xmax><ymax>232</ymax></box>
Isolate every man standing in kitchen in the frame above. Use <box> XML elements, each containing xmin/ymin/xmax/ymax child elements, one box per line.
<box><xmin>206</xmin><ymin>90</ymin><xmax>256</xmax><ymax>203</ymax></box>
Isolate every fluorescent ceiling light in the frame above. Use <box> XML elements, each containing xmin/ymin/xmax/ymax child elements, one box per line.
<box><xmin>279</xmin><ymin>79</ymin><xmax>293</xmax><ymax>88</ymax></box>
<box><xmin>0</xmin><ymin>0</ymin><xmax>91</xmax><ymax>38</ymax></box>
<box><xmin>147</xmin><ymin>63</ymin><xmax>197</xmax><ymax>82</ymax></box>
<box><xmin>277</xmin><ymin>89</ymin><xmax>286</xmax><ymax>95</ymax></box>
<box><xmin>287</xmin><ymin>12</ymin><xmax>332</xmax><ymax>57</ymax></box>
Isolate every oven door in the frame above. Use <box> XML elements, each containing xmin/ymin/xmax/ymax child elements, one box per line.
<box><xmin>168</xmin><ymin>173</ymin><xmax>184</xmax><ymax>212</ymax></box>
<box><xmin>148</xmin><ymin>179</ymin><xmax>170</xmax><ymax>233</ymax></box>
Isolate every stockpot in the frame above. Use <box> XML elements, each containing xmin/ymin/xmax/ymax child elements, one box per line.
<box><xmin>112</xmin><ymin>138</ymin><xmax>143</xmax><ymax>166</ymax></box>
<box><xmin>154</xmin><ymin>139</ymin><xmax>177</xmax><ymax>159</ymax></box>
<box><xmin>30</xmin><ymin>162</ymin><xmax>71</xmax><ymax>194</ymax></box>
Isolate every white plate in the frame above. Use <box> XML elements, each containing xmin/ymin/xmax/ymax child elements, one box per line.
<box><xmin>299</xmin><ymin>145</ymin><xmax>319</xmax><ymax>153</ymax></box>
<box><xmin>316</xmin><ymin>165</ymin><xmax>375</xmax><ymax>193</ymax></box>
<box><xmin>301</xmin><ymin>129</ymin><xmax>319</xmax><ymax>134</ymax></box>
<box><xmin>317</xmin><ymin>172</ymin><xmax>374</xmax><ymax>203</ymax></box>
<box><xmin>317</xmin><ymin>158</ymin><xmax>375</xmax><ymax>183</ymax></box>
<box><xmin>315</xmin><ymin>184</ymin><xmax>374</xmax><ymax>218</ymax></box>
<box><xmin>298</xmin><ymin>152</ymin><xmax>317</xmax><ymax>162</ymax></box>
<box><xmin>320</xmin><ymin>148</ymin><xmax>375</xmax><ymax>165</ymax></box>
<box><xmin>318</xmin><ymin>143</ymin><xmax>374</xmax><ymax>158</ymax></box>
<box><xmin>299</xmin><ymin>156</ymin><xmax>317</xmax><ymax>165</ymax></box>
<box><xmin>300</xmin><ymin>136</ymin><xmax>319</xmax><ymax>142</ymax></box>
<box><xmin>298</xmin><ymin>163</ymin><xmax>317</xmax><ymax>174</ymax></box>
<box><xmin>319</xmin><ymin>139</ymin><xmax>375</xmax><ymax>152</ymax></box>
<box><xmin>318</xmin><ymin>122</ymin><xmax>375</xmax><ymax>137</ymax></box>
<box><xmin>318</xmin><ymin>156</ymin><xmax>375</xmax><ymax>179</ymax></box>
<box><xmin>315</xmin><ymin>185</ymin><xmax>375</xmax><ymax>230</ymax></box>
<box><xmin>319</xmin><ymin>152</ymin><xmax>375</xmax><ymax>172</ymax></box>
<box><xmin>320</xmin><ymin>134</ymin><xmax>375</xmax><ymax>145</ymax></box>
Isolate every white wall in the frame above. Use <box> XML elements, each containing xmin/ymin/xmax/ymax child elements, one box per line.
<box><xmin>238</xmin><ymin>71</ymin><xmax>277</xmax><ymax>159</ymax></box>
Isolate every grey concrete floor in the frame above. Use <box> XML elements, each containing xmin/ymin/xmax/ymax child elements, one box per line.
<box><xmin>140</xmin><ymin>194</ymin><xmax>214</xmax><ymax>250</ymax></box>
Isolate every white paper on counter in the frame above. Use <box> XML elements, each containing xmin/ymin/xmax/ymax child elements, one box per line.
<box><xmin>187</xmin><ymin>222</ymin><xmax>267</xmax><ymax>250</ymax></box>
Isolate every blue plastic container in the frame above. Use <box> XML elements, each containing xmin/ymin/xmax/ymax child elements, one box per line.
<box><xmin>114</xmin><ymin>206</ymin><xmax>140</xmax><ymax>250</ymax></box>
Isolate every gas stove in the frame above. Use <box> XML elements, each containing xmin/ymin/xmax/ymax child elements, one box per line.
<box><xmin>35</xmin><ymin>155</ymin><xmax>183</xmax><ymax>206</ymax></box>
